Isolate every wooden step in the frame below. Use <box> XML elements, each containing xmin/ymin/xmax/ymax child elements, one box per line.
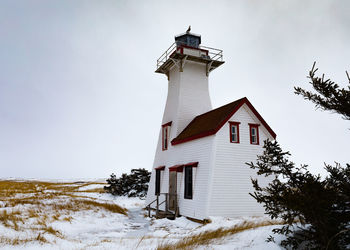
<box><xmin>156</xmin><ymin>210</ymin><xmax>175</xmax><ymax>219</ymax></box>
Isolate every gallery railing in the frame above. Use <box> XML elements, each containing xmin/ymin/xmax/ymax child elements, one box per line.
<box><xmin>156</xmin><ymin>41</ymin><xmax>223</xmax><ymax>70</ymax></box>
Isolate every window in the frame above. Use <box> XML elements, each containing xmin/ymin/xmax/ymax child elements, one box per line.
<box><xmin>162</xmin><ymin>126</ymin><xmax>169</xmax><ymax>150</ymax></box>
<box><xmin>249</xmin><ymin>124</ymin><xmax>260</xmax><ymax>145</ymax></box>
<box><xmin>229</xmin><ymin>122</ymin><xmax>240</xmax><ymax>143</ymax></box>
<box><xmin>154</xmin><ymin>166</ymin><xmax>165</xmax><ymax>195</ymax></box>
<box><xmin>155</xmin><ymin>169</ymin><xmax>161</xmax><ymax>195</ymax></box>
<box><xmin>184</xmin><ymin>166</ymin><xmax>193</xmax><ymax>199</ymax></box>
<box><xmin>162</xmin><ymin>122</ymin><xmax>172</xmax><ymax>151</ymax></box>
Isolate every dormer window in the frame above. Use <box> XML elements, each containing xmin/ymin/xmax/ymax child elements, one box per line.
<box><xmin>249</xmin><ymin>124</ymin><xmax>260</xmax><ymax>145</ymax></box>
<box><xmin>229</xmin><ymin>122</ymin><xmax>240</xmax><ymax>143</ymax></box>
<box><xmin>162</xmin><ymin>122</ymin><xmax>172</xmax><ymax>151</ymax></box>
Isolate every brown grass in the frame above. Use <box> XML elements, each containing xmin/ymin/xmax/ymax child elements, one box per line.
<box><xmin>0</xmin><ymin>180</ymin><xmax>102</xmax><ymax>200</ymax></box>
<box><xmin>76</xmin><ymin>187</ymin><xmax>105</xmax><ymax>193</ymax></box>
<box><xmin>74</xmin><ymin>199</ymin><xmax>127</xmax><ymax>215</ymax></box>
<box><xmin>0</xmin><ymin>233</ymin><xmax>48</xmax><ymax>245</ymax></box>
<box><xmin>63</xmin><ymin>216</ymin><xmax>73</xmax><ymax>222</ymax></box>
<box><xmin>0</xmin><ymin>179</ymin><xmax>125</xmax><ymax>246</ymax></box>
<box><xmin>0</xmin><ymin>209</ymin><xmax>23</xmax><ymax>230</ymax></box>
<box><xmin>36</xmin><ymin>233</ymin><xmax>48</xmax><ymax>243</ymax></box>
<box><xmin>42</xmin><ymin>225</ymin><xmax>63</xmax><ymax>238</ymax></box>
<box><xmin>157</xmin><ymin>220</ymin><xmax>286</xmax><ymax>250</ymax></box>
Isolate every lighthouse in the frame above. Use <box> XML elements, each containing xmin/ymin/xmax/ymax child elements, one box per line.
<box><xmin>146</xmin><ymin>29</ymin><xmax>276</xmax><ymax>220</ymax></box>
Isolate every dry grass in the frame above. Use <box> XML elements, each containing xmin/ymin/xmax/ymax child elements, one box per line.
<box><xmin>0</xmin><ymin>179</ymin><xmax>124</xmax><ymax>246</ymax></box>
<box><xmin>76</xmin><ymin>187</ymin><xmax>105</xmax><ymax>193</ymax></box>
<box><xmin>157</xmin><ymin>220</ymin><xmax>286</xmax><ymax>250</ymax></box>
<box><xmin>0</xmin><ymin>209</ymin><xmax>23</xmax><ymax>230</ymax></box>
<box><xmin>0</xmin><ymin>232</ymin><xmax>48</xmax><ymax>245</ymax></box>
<box><xmin>63</xmin><ymin>216</ymin><xmax>73</xmax><ymax>222</ymax></box>
<box><xmin>42</xmin><ymin>225</ymin><xmax>63</xmax><ymax>238</ymax></box>
<box><xmin>74</xmin><ymin>199</ymin><xmax>127</xmax><ymax>215</ymax></box>
<box><xmin>0</xmin><ymin>234</ymin><xmax>48</xmax><ymax>245</ymax></box>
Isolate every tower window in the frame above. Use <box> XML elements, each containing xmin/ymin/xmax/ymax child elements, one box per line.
<box><xmin>229</xmin><ymin>122</ymin><xmax>240</xmax><ymax>143</ymax></box>
<box><xmin>162</xmin><ymin>122</ymin><xmax>172</xmax><ymax>151</ymax></box>
<box><xmin>249</xmin><ymin>124</ymin><xmax>260</xmax><ymax>145</ymax></box>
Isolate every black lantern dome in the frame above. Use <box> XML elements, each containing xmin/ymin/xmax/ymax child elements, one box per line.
<box><xmin>175</xmin><ymin>31</ymin><xmax>201</xmax><ymax>48</ymax></box>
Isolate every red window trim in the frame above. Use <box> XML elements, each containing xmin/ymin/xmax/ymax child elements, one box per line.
<box><xmin>155</xmin><ymin>166</ymin><xmax>165</xmax><ymax>170</ymax></box>
<box><xmin>249</xmin><ymin>123</ymin><xmax>260</xmax><ymax>145</ymax></box>
<box><xmin>169</xmin><ymin>162</ymin><xmax>198</xmax><ymax>172</ymax></box>
<box><xmin>229</xmin><ymin>121</ymin><xmax>240</xmax><ymax>143</ymax></box>
<box><xmin>169</xmin><ymin>164</ymin><xmax>184</xmax><ymax>172</ymax></box>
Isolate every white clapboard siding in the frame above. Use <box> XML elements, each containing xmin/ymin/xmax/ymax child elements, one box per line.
<box><xmin>175</xmin><ymin>62</ymin><xmax>212</xmax><ymax>135</ymax></box>
<box><xmin>208</xmin><ymin>104</ymin><xmax>274</xmax><ymax>217</ymax></box>
<box><xmin>161</xmin><ymin>62</ymin><xmax>212</xmax><ymax>137</ymax></box>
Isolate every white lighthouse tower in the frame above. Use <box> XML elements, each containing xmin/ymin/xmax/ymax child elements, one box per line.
<box><xmin>156</xmin><ymin>29</ymin><xmax>224</xmax><ymax>137</ymax></box>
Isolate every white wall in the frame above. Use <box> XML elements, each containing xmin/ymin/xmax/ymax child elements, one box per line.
<box><xmin>208</xmin><ymin>104</ymin><xmax>274</xmax><ymax>217</ymax></box>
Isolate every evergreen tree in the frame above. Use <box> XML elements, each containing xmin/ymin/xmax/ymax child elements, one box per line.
<box><xmin>247</xmin><ymin>140</ymin><xmax>350</xmax><ymax>249</ymax></box>
<box><xmin>104</xmin><ymin>168</ymin><xmax>151</xmax><ymax>198</ymax></box>
<box><xmin>247</xmin><ymin>63</ymin><xmax>350</xmax><ymax>249</ymax></box>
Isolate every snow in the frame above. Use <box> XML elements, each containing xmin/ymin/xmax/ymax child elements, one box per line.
<box><xmin>77</xmin><ymin>184</ymin><xmax>105</xmax><ymax>191</ymax></box>
<box><xmin>0</xmin><ymin>180</ymin><xmax>287</xmax><ymax>249</ymax></box>
<box><xmin>202</xmin><ymin>225</ymin><xmax>286</xmax><ymax>250</ymax></box>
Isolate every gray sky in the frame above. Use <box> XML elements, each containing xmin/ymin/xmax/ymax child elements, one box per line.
<box><xmin>1</xmin><ymin>0</ymin><xmax>349</xmax><ymax>179</ymax></box>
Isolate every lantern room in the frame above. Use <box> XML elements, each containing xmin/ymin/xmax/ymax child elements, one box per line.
<box><xmin>155</xmin><ymin>28</ymin><xmax>224</xmax><ymax>77</ymax></box>
<box><xmin>175</xmin><ymin>32</ymin><xmax>201</xmax><ymax>48</ymax></box>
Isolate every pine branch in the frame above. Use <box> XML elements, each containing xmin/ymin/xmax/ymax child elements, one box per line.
<box><xmin>294</xmin><ymin>62</ymin><xmax>350</xmax><ymax>120</ymax></box>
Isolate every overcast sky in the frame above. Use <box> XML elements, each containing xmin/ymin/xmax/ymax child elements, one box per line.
<box><xmin>1</xmin><ymin>0</ymin><xmax>349</xmax><ymax>179</ymax></box>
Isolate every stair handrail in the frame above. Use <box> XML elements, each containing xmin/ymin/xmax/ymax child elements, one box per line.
<box><xmin>145</xmin><ymin>193</ymin><xmax>169</xmax><ymax>217</ymax></box>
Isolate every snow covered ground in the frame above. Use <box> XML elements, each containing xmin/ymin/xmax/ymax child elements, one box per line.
<box><xmin>0</xmin><ymin>180</ymin><xmax>286</xmax><ymax>249</ymax></box>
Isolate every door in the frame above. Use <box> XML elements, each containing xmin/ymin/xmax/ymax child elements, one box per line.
<box><xmin>168</xmin><ymin>171</ymin><xmax>177</xmax><ymax>211</ymax></box>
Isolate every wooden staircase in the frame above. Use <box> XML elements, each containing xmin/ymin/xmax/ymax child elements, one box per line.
<box><xmin>146</xmin><ymin>193</ymin><xmax>179</xmax><ymax>219</ymax></box>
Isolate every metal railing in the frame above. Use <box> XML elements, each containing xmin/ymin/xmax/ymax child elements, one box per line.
<box><xmin>145</xmin><ymin>193</ymin><xmax>178</xmax><ymax>218</ymax></box>
<box><xmin>156</xmin><ymin>42</ymin><xmax>223</xmax><ymax>70</ymax></box>
<box><xmin>201</xmin><ymin>45</ymin><xmax>224</xmax><ymax>62</ymax></box>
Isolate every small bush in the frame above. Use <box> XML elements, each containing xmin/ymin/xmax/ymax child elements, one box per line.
<box><xmin>104</xmin><ymin>168</ymin><xmax>150</xmax><ymax>198</ymax></box>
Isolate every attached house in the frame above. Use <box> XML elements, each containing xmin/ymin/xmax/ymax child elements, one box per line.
<box><xmin>145</xmin><ymin>30</ymin><xmax>276</xmax><ymax>220</ymax></box>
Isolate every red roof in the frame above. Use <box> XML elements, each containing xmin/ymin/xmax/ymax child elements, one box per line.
<box><xmin>171</xmin><ymin>97</ymin><xmax>276</xmax><ymax>145</ymax></box>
